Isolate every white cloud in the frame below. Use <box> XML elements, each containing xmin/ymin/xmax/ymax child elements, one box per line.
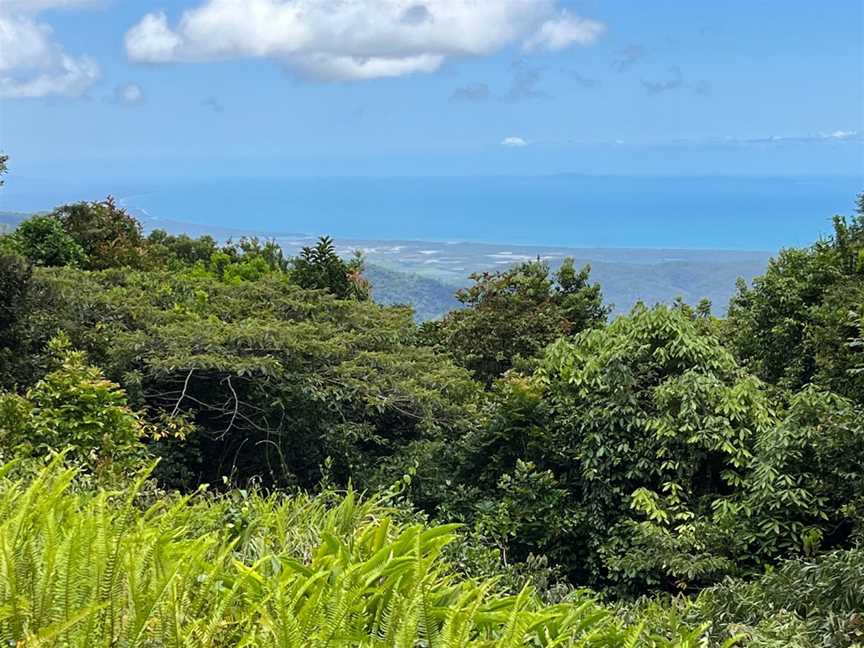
<box><xmin>115</xmin><ymin>82</ymin><xmax>145</xmax><ymax>105</ymax></box>
<box><xmin>522</xmin><ymin>10</ymin><xmax>605</xmax><ymax>52</ymax></box>
<box><xmin>719</xmin><ymin>130</ymin><xmax>864</xmax><ymax>145</ymax></box>
<box><xmin>824</xmin><ymin>130</ymin><xmax>859</xmax><ymax>141</ymax></box>
<box><xmin>0</xmin><ymin>52</ymin><xmax>98</xmax><ymax>98</ymax></box>
<box><xmin>124</xmin><ymin>12</ymin><xmax>182</xmax><ymax>64</ymax></box>
<box><xmin>501</xmin><ymin>136</ymin><xmax>528</xmax><ymax>147</ymax></box>
<box><xmin>125</xmin><ymin>0</ymin><xmax>605</xmax><ymax>81</ymax></box>
<box><xmin>0</xmin><ymin>4</ymin><xmax>100</xmax><ymax>98</ymax></box>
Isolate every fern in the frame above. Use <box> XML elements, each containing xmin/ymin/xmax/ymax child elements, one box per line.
<box><xmin>0</xmin><ymin>460</ymin><xmax>703</xmax><ymax>646</ymax></box>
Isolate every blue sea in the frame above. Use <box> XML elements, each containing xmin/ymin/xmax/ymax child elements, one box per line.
<box><xmin>2</xmin><ymin>174</ymin><xmax>861</xmax><ymax>250</ymax></box>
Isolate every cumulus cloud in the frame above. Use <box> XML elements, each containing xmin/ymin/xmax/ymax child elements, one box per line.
<box><xmin>114</xmin><ymin>82</ymin><xmax>145</xmax><ymax>105</ymax></box>
<box><xmin>0</xmin><ymin>5</ymin><xmax>100</xmax><ymax>98</ymax></box>
<box><xmin>522</xmin><ymin>10</ymin><xmax>605</xmax><ymax>51</ymax></box>
<box><xmin>501</xmin><ymin>136</ymin><xmax>528</xmax><ymax>147</ymax></box>
<box><xmin>125</xmin><ymin>0</ymin><xmax>605</xmax><ymax>81</ymax></box>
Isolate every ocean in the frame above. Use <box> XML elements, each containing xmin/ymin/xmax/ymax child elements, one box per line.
<box><xmin>2</xmin><ymin>173</ymin><xmax>860</xmax><ymax>251</ymax></box>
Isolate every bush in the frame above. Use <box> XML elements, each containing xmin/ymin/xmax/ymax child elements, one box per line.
<box><xmin>0</xmin><ymin>335</ymin><xmax>146</xmax><ymax>475</ymax></box>
<box><xmin>2</xmin><ymin>215</ymin><xmax>86</xmax><ymax>267</ymax></box>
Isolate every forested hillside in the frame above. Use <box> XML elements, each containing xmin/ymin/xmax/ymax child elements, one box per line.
<box><xmin>1</xmin><ymin>167</ymin><xmax>863</xmax><ymax>646</ymax></box>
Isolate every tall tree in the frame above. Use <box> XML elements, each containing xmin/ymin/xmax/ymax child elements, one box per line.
<box><xmin>291</xmin><ymin>236</ymin><xmax>370</xmax><ymax>300</ymax></box>
<box><xmin>726</xmin><ymin>193</ymin><xmax>864</xmax><ymax>402</ymax></box>
<box><xmin>423</xmin><ymin>258</ymin><xmax>609</xmax><ymax>384</ymax></box>
<box><xmin>51</xmin><ymin>197</ymin><xmax>147</xmax><ymax>270</ymax></box>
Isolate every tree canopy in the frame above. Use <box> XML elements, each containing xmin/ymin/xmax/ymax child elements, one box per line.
<box><xmin>422</xmin><ymin>258</ymin><xmax>609</xmax><ymax>384</ymax></box>
<box><xmin>1</xmin><ymin>174</ymin><xmax>863</xmax><ymax>647</ymax></box>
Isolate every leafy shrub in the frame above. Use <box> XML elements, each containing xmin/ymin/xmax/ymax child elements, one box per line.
<box><xmin>695</xmin><ymin>548</ymin><xmax>864</xmax><ymax>647</ymax></box>
<box><xmin>1</xmin><ymin>215</ymin><xmax>87</xmax><ymax>267</ymax></box>
<box><xmin>0</xmin><ymin>336</ymin><xmax>146</xmax><ymax>475</ymax></box>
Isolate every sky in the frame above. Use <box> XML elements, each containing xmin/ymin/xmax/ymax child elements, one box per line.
<box><xmin>0</xmin><ymin>0</ymin><xmax>863</xmax><ymax>181</ymax></box>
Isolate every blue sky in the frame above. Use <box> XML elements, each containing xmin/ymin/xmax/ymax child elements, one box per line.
<box><xmin>1</xmin><ymin>0</ymin><xmax>862</xmax><ymax>180</ymax></box>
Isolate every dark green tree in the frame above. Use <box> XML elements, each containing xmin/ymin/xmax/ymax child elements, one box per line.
<box><xmin>4</xmin><ymin>215</ymin><xmax>87</xmax><ymax>267</ymax></box>
<box><xmin>15</xmin><ymin>266</ymin><xmax>477</xmax><ymax>490</ymax></box>
<box><xmin>146</xmin><ymin>229</ymin><xmax>219</xmax><ymax>268</ymax></box>
<box><xmin>0</xmin><ymin>253</ymin><xmax>34</xmax><ymax>388</ymax></box>
<box><xmin>51</xmin><ymin>197</ymin><xmax>147</xmax><ymax>270</ymax></box>
<box><xmin>726</xmin><ymin>193</ymin><xmax>864</xmax><ymax>402</ymax></box>
<box><xmin>423</xmin><ymin>258</ymin><xmax>609</xmax><ymax>384</ymax></box>
<box><xmin>291</xmin><ymin>236</ymin><xmax>369</xmax><ymax>300</ymax></box>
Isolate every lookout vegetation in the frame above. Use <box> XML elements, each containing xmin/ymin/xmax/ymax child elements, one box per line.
<box><xmin>0</xmin><ymin>155</ymin><xmax>863</xmax><ymax>647</ymax></box>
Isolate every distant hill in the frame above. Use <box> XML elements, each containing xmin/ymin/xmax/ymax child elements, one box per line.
<box><xmin>1</xmin><ymin>210</ymin><xmax>773</xmax><ymax>320</ymax></box>
<box><xmin>364</xmin><ymin>254</ymin><xmax>770</xmax><ymax>321</ymax></box>
<box><xmin>321</xmin><ymin>240</ymin><xmax>772</xmax><ymax>319</ymax></box>
<box><xmin>0</xmin><ymin>211</ymin><xmax>28</xmax><ymax>234</ymax></box>
<box><xmin>365</xmin><ymin>265</ymin><xmax>462</xmax><ymax>321</ymax></box>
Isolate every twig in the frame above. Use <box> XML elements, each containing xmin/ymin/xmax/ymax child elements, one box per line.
<box><xmin>171</xmin><ymin>368</ymin><xmax>195</xmax><ymax>417</ymax></box>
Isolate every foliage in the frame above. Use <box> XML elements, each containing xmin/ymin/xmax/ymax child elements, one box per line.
<box><xmin>0</xmin><ymin>336</ymin><xmax>146</xmax><ymax>475</ymax></box>
<box><xmin>693</xmin><ymin>548</ymin><xmax>864</xmax><ymax>647</ymax></box>
<box><xmin>1</xmin><ymin>214</ymin><xmax>87</xmax><ymax>267</ymax></box>
<box><xmin>726</xmin><ymin>196</ymin><xmax>864</xmax><ymax>402</ymax></box>
<box><xmin>13</xmin><ymin>267</ymin><xmax>479</xmax><ymax>491</ymax></box>
<box><xmin>0</xmin><ymin>460</ymin><xmax>712</xmax><ymax>648</ymax></box>
<box><xmin>430</xmin><ymin>303</ymin><xmax>864</xmax><ymax>596</ymax></box>
<box><xmin>2</xmin><ymin>187</ymin><xmax>863</xmax><ymax>645</ymax></box>
<box><xmin>0</xmin><ymin>253</ymin><xmax>33</xmax><ymax>374</ymax></box>
<box><xmin>728</xmin><ymin>387</ymin><xmax>864</xmax><ymax>558</ymax></box>
<box><xmin>422</xmin><ymin>258</ymin><xmax>609</xmax><ymax>383</ymax></box>
<box><xmin>146</xmin><ymin>229</ymin><xmax>219</xmax><ymax>269</ymax></box>
<box><xmin>50</xmin><ymin>197</ymin><xmax>148</xmax><ymax>270</ymax></box>
<box><xmin>292</xmin><ymin>235</ymin><xmax>371</xmax><ymax>301</ymax></box>
<box><xmin>0</xmin><ymin>152</ymin><xmax>6</xmax><ymax>186</ymax></box>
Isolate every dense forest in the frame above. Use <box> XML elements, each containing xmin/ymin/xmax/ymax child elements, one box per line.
<box><xmin>1</xmin><ymin>153</ymin><xmax>863</xmax><ymax>646</ymax></box>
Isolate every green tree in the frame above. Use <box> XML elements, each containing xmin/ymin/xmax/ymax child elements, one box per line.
<box><xmin>3</xmin><ymin>215</ymin><xmax>87</xmax><ymax>267</ymax></box>
<box><xmin>0</xmin><ymin>253</ymin><xmax>34</xmax><ymax>389</ymax></box>
<box><xmin>291</xmin><ymin>236</ymin><xmax>370</xmax><ymax>300</ymax></box>
<box><xmin>51</xmin><ymin>197</ymin><xmax>147</xmax><ymax>269</ymax></box>
<box><xmin>0</xmin><ymin>152</ymin><xmax>7</xmax><ymax>186</ymax></box>
<box><xmin>726</xmin><ymin>193</ymin><xmax>864</xmax><ymax>402</ymax></box>
<box><xmin>14</xmin><ymin>266</ymin><xmax>478</xmax><ymax>490</ymax></box>
<box><xmin>0</xmin><ymin>254</ymin><xmax>31</xmax><ymax>337</ymax></box>
<box><xmin>423</xmin><ymin>258</ymin><xmax>608</xmax><ymax>384</ymax></box>
<box><xmin>146</xmin><ymin>229</ymin><xmax>219</xmax><ymax>268</ymax></box>
<box><xmin>436</xmin><ymin>305</ymin><xmax>791</xmax><ymax>592</ymax></box>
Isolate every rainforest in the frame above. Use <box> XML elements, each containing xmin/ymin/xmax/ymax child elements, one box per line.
<box><xmin>0</xmin><ymin>144</ymin><xmax>862</xmax><ymax>647</ymax></box>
